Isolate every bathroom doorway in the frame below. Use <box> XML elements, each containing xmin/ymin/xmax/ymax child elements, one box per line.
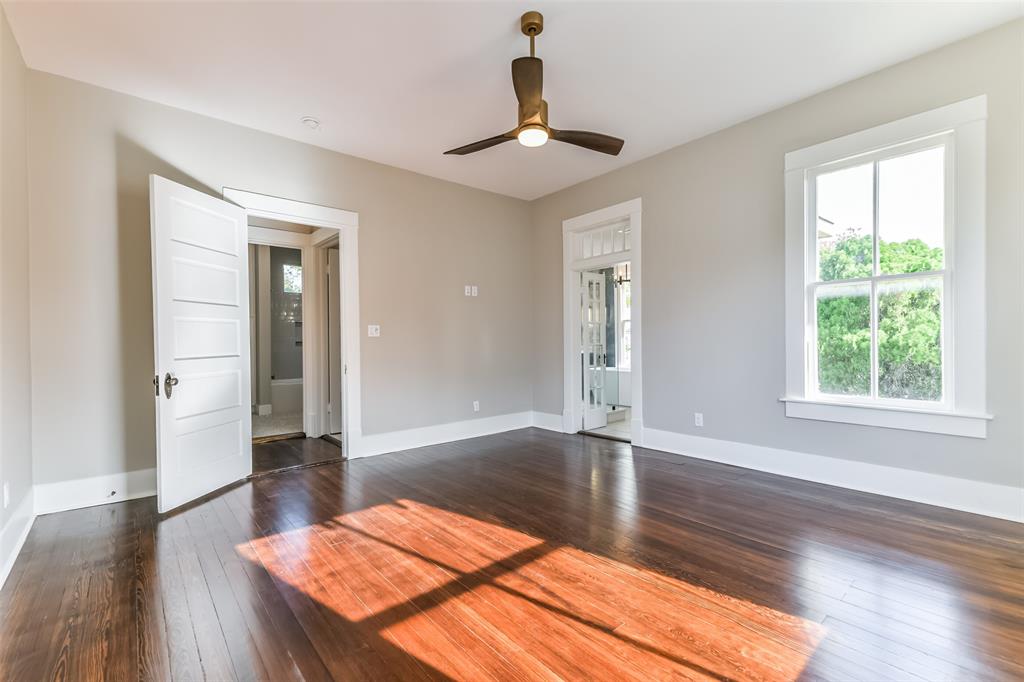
<box><xmin>249</xmin><ymin>242</ymin><xmax>305</xmax><ymax>443</ymax></box>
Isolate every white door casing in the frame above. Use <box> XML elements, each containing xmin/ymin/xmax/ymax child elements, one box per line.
<box><xmin>150</xmin><ymin>175</ymin><xmax>252</xmax><ymax>513</ymax></box>
<box><xmin>223</xmin><ymin>186</ymin><xmax>361</xmax><ymax>457</ymax></box>
<box><xmin>582</xmin><ymin>271</ymin><xmax>608</xmax><ymax>430</ymax></box>
<box><xmin>562</xmin><ymin>198</ymin><xmax>643</xmax><ymax>442</ymax></box>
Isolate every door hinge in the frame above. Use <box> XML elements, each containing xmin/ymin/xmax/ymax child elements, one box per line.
<box><xmin>153</xmin><ymin>374</ymin><xmax>159</xmax><ymax>396</ymax></box>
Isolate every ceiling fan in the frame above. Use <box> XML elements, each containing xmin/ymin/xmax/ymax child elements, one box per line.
<box><xmin>444</xmin><ymin>11</ymin><xmax>624</xmax><ymax>157</ymax></box>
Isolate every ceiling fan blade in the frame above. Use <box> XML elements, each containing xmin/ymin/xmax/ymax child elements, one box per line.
<box><xmin>511</xmin><ymin>56</ymin><xmax>543</xmax><ymax>118</ymax></box>
<box><xmin>443</xmin><ymin>133</ymin><xmax>514</xmax><ymax>155</ymax></box>
<box><xmin>550</xmin><ymin>129</ymin><xmax>625</xmax><ymax>156</ymax></box>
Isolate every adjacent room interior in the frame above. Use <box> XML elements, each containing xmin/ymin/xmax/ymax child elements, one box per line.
<box><xmin>0</xmin><ymin>3</ymin><xmax>1021</xmax><ymax>681</ymax></box>
<box><xmin>579</xmin><ymin>262</ymin><xmax>632</xmax><ymax>442</ymax></box>
<box><xmin>250</xmin><ymin>243</ymin><xmax>305</xmax><ymax>441</ymax></box>
<box><xmin>241</xmin><ymin>196</ymin><xmax>351</xmax><ymax>476</ymax></box>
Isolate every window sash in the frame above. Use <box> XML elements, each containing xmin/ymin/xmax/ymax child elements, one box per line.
<box><xmin>804</xmin><ymin>134</ymin><xmax>953</xmax><ymax>409</ymax></box>
<box><xmin>616</xmin><ymin>281</ymin><xmax>631</xmax><ymax>369</ymax></box>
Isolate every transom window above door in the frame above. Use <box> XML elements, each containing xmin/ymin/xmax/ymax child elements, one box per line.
<box><xmin>783</xmin><ymin>96</ymin><xmax>990</xmax><ymax>438</ymax></box>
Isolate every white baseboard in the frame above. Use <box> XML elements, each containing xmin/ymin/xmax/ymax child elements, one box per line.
<box><xmin>530</xmin><ymin>411</ymin><xmax>565</xmax><ymax>432</ymax></box>
<box><xmin>631</xmin><ymin>418</ymin><xmax>645</xmax><ymax>446</ymax></box>
<box><xmin>0</xmin><ymin>489</ymin><xmax>36</xmax><ymax>590</ymax></box>
<box><xmin>34</xmin><ymin>468</ymin><xmax>157</xmax><ymax>516</ymax></box>
<box><xmin>642</xmin><ymin>426</ymin><xmax>1023</xmax><ymax>523</ymax></box>
<box><xmin>354</xmin><ymin>411</ymin><xmax>548</xmax><ymax>458</ymax></box>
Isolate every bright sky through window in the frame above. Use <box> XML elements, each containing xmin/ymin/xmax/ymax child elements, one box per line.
<box><xmin>816</xmin><ymin>146</ymin><xmax>944</xmax><ymax>249</ymax></box>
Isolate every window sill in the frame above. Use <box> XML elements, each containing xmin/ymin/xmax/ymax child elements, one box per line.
<box><xmin>779</xmin><ymin>397</ymin><xmax>991</xmax><ymax>439</ymax></box>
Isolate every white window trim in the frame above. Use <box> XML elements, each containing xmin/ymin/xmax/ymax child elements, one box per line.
<box><xmin>617</xmin><ymin>277</ymin><xmax>631</xmax><ymax>371</ymax></box>
<box><xmin>783</xmin><ymin>96</ymin><xmax>990</xmax><ymax>438</ymax></box>
<box><xmin>601</xmin><ymin>268</ymin><xmax>631</xmax><ymax>371</ymax></box>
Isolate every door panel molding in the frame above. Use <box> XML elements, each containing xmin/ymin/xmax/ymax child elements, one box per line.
<box><xmin>151</xmin><ymin>175</ymin><xmax>252</xmax><ymax>513</ymax></box>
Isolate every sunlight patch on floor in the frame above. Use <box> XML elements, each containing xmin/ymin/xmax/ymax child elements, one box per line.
<box><xmin>238</xmin><ymin>498</ymin><xmax>826</xmax><ymax>680</ymax></box>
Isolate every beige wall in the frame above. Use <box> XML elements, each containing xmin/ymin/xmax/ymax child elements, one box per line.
<box><xmin>531</xmin><ymin>20</ymin><xmax>1023</xmax><ymax>486</ymax></box>
<box><xmin>26</xmin><ymin>71</ymin><xmax>533</xmax><ymax>484</ymax></box>
<box><xmin>15</xmin><ymin>18</ymin><xmax>1024</xmax><ymax>496</ymax></box>
<box><xmin>0</xmin><ymin>6</ymin><xmax>32</xmax><ymax>548</ymax></box>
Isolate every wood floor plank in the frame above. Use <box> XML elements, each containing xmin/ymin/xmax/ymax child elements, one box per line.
<box><xmin>132</xmin><ymin>502</ymin><xmax>173</xmax><ymax>682</ymax></box>
<box><xmin>2</xmin><ymin>429</ymin><xmax>1021</xmax><ymax>681</ymax></box>
<box><xmin>210</xmin><ymin>495</ymin><xmax>335</xmax><ymax>682</ymax></box>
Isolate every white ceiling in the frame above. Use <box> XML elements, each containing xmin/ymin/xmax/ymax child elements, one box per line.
<box><xmin>5</xmin><ymin>1</ymin><xmax>1020</xmax><ymax>200</ymax></box>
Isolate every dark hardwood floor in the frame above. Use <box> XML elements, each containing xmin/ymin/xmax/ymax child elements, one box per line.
<box><xmin>252</xmin><ymin>437</ymin><xmax>342</xmax><ymax>476</ymax></box>
<box><xmin>1</xmin><ymin>428</ymin><xmax>1021</xmax><ymax>681</ymax></box>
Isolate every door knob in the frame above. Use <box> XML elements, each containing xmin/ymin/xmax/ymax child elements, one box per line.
<box><xmin>164</xmin><ymin>372</ymin><xmax>179</xmax><ymax>399</ymax></box>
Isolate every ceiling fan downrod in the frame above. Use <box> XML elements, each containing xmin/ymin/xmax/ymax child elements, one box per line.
<box><xmin>521</xmin><ymin>10</ymin><xmax>544</xmax><ymax>60</ymax></box>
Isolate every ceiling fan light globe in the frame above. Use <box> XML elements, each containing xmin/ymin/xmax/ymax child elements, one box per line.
<box><xmin>517</xmin><ymin>125</ymin><xmax>548</xmax><ymax>148</ymax></box>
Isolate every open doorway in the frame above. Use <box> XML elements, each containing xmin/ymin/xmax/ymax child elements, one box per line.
<box><xmin>149</xmin><ymin>177</ymin><xmax>362</xmax><ymax>513</ymax></box>
<box><xmin>580</xmin><ymin>262</ymin><xmax>632</xmax><ymax>442</ymax></box>
<box><xmin>247</xmin><ymin>223</ymin><xmax>341</xmax><ymax>475</ymax></box>
<box><xmin>562</xmin><ymin>198</ymin><xmax>643</xmax><ymax>446</ymax></box>
<box><xmin>225</xmin><ymin>187</ymin><xmax>362</xmax><ymax>477</ymax></box>
<box><xmin>250</xmin><ymin>242</ymin><xmax>305</xmax><ymax>443</ymax></box>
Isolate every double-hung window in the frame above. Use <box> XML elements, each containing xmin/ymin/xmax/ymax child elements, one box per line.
<box><xmin>783</xmin><ymin>97</ymin><xmax>990</xmax><ymax>438</ymax></box>
<box><xmin>618</xmin><ymin>276</ymin><xmax>632</xmax><ymax>371</ymax></box>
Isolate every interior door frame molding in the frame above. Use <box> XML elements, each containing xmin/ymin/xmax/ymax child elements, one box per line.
<box><xmin>223</xmin><ymin>187</ymin><xmax>363</xmax><ymax>458</ymax></box>
<box><xmin>562</xmin><ymin>198</ymin><xmax>643</xmax><ymax>444</ymax></box>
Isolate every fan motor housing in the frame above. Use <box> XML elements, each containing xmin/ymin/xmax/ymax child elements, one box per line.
<box><xmin>518</xmin><ymin>99</ymin><xmax>549</xmax><ymax>129</ymax></box>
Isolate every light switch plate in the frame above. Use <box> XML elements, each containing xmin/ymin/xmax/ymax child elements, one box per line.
<box><xmin>694</xmin><ymin>412</ymin><xmax>704</xmax><ymax>427</ymax></box>
<box><xmin>465</xmin><ymin>285</ymin><xmax>472</xmax><ymax>296</ymax></box>
<box><xmin>367</xmin><ymin>324</ymin><xmax>381</xmax><ymax>337</ymax></box>
<box><xmin>471</xmin><ymin>285</ymin><xmax>478</xmax><ymax>297</ymax></box>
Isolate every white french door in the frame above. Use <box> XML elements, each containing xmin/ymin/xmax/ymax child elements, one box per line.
<box><xmin>150</xmin><ymin>175</ymin><xmax>252</xmax><ymax>513</ymax></box>
<box><xmin>581</xmin><ymin>271</ymin><xmax>608</xmax><ymax>430</ymax></box>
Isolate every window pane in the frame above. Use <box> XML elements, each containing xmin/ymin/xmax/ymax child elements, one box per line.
<box><xmin>283</xmin><ymin>264</ymin><xmax>302</xmax><ymax>294</ymax></box>
<box><xmin>816</xmin><ymin>162</ymin><xmax>873</xmax><ymax>282</ymax></box>
<box><xmin>879</xmin><ymin>146</ymin><xmax>944</xmax><ymax>275</ymax></box>
<box><xmin>878</xmin><ymin>278</ymin><xmax>942</xmax><ymax>401</ymax></box>
<box><xmin>816</xmin><ymin>283</ymin><xmax>871</xmax><ymax>397</ymax></box>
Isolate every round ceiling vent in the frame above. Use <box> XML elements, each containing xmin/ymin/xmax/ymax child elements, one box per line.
<box><xmin>301</xmin><ymin>116</ymin><xmax>321</xmax><ymax>130</ymax></box>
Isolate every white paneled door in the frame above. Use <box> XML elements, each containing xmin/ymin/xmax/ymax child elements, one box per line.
<box><xmin>582</xmin><ymin>271</ymin><xmax>608</xmax><ymax>431</ymax></box>
<box><xmin>150</xmin><ymin>175</ymin><xmax>252</xmax><ymax>513</ymax></box>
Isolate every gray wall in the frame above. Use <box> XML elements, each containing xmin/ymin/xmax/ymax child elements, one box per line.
<box><xmin>531</xmin><ymin>20</ymin><xmax>1023</xmax><ymax>487</ymax></box>
<box><xmin>26</xmin><ymin>71</ymin><xmax>533</xmax><ymax>484</ymax></box>
<box><xmin>269</xmin><ymin>246</ymin><xmax>303</xmax><ymax>380</ymax></box>
<box><xmin>0</xmin><ymin>7</ymin><xmax>32</xmax><ymax>544</ymax></box>
<box><xmin>14</xmin><ymin>18</ymin><xmax>1023</xmax><ymax>495</ymax></box>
